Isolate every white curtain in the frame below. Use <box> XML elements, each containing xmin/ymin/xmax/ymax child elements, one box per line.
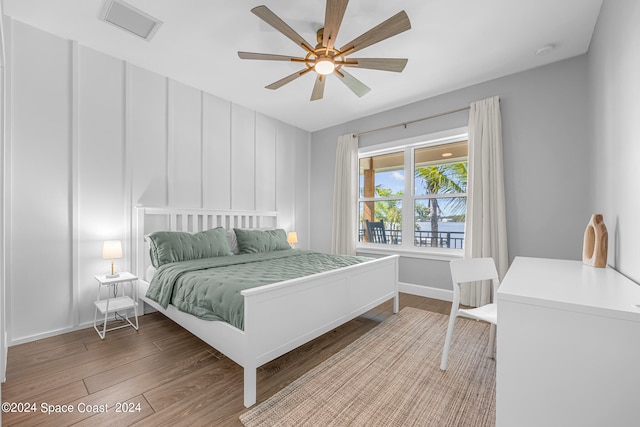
<box><xmin>462</xmin><ymin>96</ymin><xmax>509</xmax><ymax>306</ymax></box>
<box><xmin>331</xmin><ymin>134</ymin><xmax>359</xmax><ymax>255</ymax></box>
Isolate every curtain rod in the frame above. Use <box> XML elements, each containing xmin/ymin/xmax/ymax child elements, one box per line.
<box><xmin>353</xmin><ymin>105</ymin><xmax>471</xmax><ymax>138</ymax></box>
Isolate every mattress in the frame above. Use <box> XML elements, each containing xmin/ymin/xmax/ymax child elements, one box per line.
<box><xmin>145</xmin><ymin>249</ymin><xmax>370</xmax><ymax>330</ymax></box>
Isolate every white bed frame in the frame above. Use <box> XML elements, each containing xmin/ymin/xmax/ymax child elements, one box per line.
<box><xmin>133</xmin><ymin>207</ymin><xmax>399</xmax><ymax>407</ymax></box>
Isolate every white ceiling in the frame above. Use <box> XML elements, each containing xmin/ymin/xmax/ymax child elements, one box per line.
<box><xmin>3</xmin><ymin>0</ymin><xmax>603</xmax><ymax>132</ymax></box>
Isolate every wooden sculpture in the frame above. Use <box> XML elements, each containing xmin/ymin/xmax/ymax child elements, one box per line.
<box><xmin>582</xmin><ymin>214</ymin><xmax>608</xmax><ymax>268</ymax></box>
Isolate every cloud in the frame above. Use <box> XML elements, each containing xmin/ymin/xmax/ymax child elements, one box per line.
<box><xmin>392</xmin><ymin>171</ymin><xmax>404</xmax><ymax>181</ymax></box>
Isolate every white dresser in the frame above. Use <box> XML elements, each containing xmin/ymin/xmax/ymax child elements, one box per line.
<box><xmin>497</xmin><ymin>257</ymin><xmax>640</xmax><ymax>427</ymax></box>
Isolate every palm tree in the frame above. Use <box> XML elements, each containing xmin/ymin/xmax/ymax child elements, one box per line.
<box><xmin>415</xmin><ymin>162</ymin><xmax>467</xmax><ymax>247</ymax></box>
<box><xmin>374</xmin><ymin>185</ymin><xmax>402</xmax><ymax>240</ymax></box>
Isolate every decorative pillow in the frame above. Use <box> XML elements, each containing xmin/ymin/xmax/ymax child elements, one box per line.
<box><xmin>233</xmin><ymin>228</ymin><xmax>291</xmax><ymax>254</ymax></box>
<box><xmin>147</xmin><ymin>227</ymin><xmax>233</xmax><ymax>268</ymax></box>
<box><xmin>227</xmin><ymin>230</ymin><xmax>240</xmax><ymax>255</ymax></box>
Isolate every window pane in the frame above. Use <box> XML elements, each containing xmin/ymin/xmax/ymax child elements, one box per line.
<box><xmin>359</xmin><ymin>151</ymin><xmax>404</xmax><ymax>198</ymax></box>
<box><xmin>414</xmin><ymin>141</ymin><xmax>468</xmax><ymax>197</ymax></box>
<box><xmin>414</xmin><ymin>198</ymin><xmax>466</xmax><ymax>248</ymax></box>
<box><xmin>358</xmin><ymin>200</ymin><xmax>402</xmax><ymax>244</ymax></box>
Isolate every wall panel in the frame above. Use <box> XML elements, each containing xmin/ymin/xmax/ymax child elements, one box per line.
<box><xmin>276</xmin><ymin>122</ymin><xmax>295</xmax><ymax>232</ymax></box>
<box><xmin>130</xmin><ymin>66</ymin><xmax>168</xmax><ymax>207</ymax></box>
<box><xmin>202</xmin><ymin>93</ymin><xmax>231</xmax><ymax>210</ymax></box>
<box><xmin>294</xmin><ymin>128</ymin><xmax>310</xmax><ymax>249</ymax></box>
<box><xmin>77</xmin><ymin>46</ymin><xmax>125</xmax><ymax>324</ymax></box>
<box><xmin>1</xmin><ymin>6</ymin><xmax>7</xmax><ymax>384</ymax></box>
<box><xmin>202</xmin><ymin>93</ymin><xmax>231</xmax><ymax>209</ymax></box>
<box><xmin>9</xmin><ymin>21</ymin><xmax>72</xmax><ymax>340</ymax></box>
<box><xmin>170</xmin><ymin>81</ymin><xmax>202</xmax><ymax>207</ymax></box>
<box><xmin>231</xmin><ymin>104</ymin><xmax>255</xmax><ymax>210</ymax></box>
<box><xmin>255</xmin><ymin>113</ymin><xmax>276</xmax><ymax>212</ymax></box>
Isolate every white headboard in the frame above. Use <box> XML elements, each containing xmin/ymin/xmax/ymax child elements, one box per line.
<box><xmin>133</xmin><ymin>207</ymin><xmax>278</xmax><ymax>278</ymax></box>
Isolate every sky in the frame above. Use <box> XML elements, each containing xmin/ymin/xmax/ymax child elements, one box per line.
<box><xmin>360</xmin><ymin>170</ymin><xmax>406</xmax><ymax>196</ymax></box>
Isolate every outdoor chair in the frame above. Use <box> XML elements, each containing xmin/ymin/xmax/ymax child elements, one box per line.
<box><xmin>365</xmin><ymin>220</ymin><xmax>387</xmax><ymax>244</ymax></box>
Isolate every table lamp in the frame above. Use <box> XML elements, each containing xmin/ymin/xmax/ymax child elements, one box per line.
<box><xmin>287</xmin><ymin>231</ymin><xmax>298</xmax><ymax>248</ymax></box>
<box><xmin>102</xmin><ymin>240</ymin><xmax>123</xmax><ymax>278</ymax></box>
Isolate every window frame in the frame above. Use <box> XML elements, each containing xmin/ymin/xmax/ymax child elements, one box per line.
<box><xmin>356</xmin><ymin>127</ymin><xmax>468</xmax><ymax>259</ymax></box>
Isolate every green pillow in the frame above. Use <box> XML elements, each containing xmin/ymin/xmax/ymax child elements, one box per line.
<box><xmin>233</xmin><ymin>228</ymin><xmax>291</xmax><ymax>254</ymax></box>
<box><xmin>147</xmin><ymin>227</ymin><xmax>233</xmax><ymax>268</ymax></box>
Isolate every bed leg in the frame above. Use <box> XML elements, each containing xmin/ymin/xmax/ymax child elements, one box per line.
<box><xmin>244</xmin><ymin>366</ymin><xmax>257</xmax><ymax>408</ymax></box>
<box><xmin>393</xmin><ymin>293</ymin><xmax>399</xmax><ymax>314</ymax></box>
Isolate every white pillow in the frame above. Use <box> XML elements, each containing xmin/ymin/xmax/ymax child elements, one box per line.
<box><xmin>227</xmin><ymin>230</ymin><xmax>240</xmax><ymax>255</ymax></box>
<box><xmin>145</xmin><ymin>265</ymin><xmax>157</xmax><ymax>282</ymax></box>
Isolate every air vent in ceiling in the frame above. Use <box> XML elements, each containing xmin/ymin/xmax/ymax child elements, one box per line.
<box><xmin>99</xmin><ymin>0</ymin><xmax>162</xmax><ymax>41</ymax></box>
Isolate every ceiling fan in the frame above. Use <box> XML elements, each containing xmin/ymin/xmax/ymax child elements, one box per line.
<box><xmin>237</xmin><ymin>0</ymin><xmax>411</xmax><ymax>101</ymax></box>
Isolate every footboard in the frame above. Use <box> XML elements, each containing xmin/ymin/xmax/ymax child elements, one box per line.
<box><xmin>240</xmin><ymin>254</ymin><xmax>399</xmax><ymax>406</ymax></box>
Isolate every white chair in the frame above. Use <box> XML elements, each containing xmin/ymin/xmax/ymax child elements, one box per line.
<box><xmin>440</xmin><ymin>257</ymin><xmax>499</xmax><ymax>371</ymax></box>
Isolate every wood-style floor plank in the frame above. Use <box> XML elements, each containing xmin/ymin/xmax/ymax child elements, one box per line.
<box><xmin>1</xmin><ymin>294</ymin><xmax>451</xmax><ymax>426</ymax></box>
<box><xmin>6</xmin><ymin>314</ymin><xmax>182</xmax><ymax>391</ymax></box>
<box><xmin>142</xmin><ymin>355</ymin><xmax>240</xmax><ymax>412</ymax></box>
<box><xmin>0</xmin><ymin>381</ymin><xmax>88</xmax><ymax>426</ymax></box>
<box><xmin>83</xmin><ymin>336</ymin><xmax>212</xmax><ymax>394</ymax></box>
<box><xmin>2</xmin><ymin>341</ymin><xmax>161</xmax><ymax>402</ymax></box>
<box><xmin>7</xmin><ymin>340</ymin><xmax>88</xmax><ymax>372</ymax></box>
<box><xmin>71</xmin><ymin>395</ymin><xmax>154</xmax><ymax>427</ymax></box>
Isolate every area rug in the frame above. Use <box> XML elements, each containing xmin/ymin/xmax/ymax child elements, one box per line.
<box><xmin>240</xmin><ymin>307</ymin><xmax>495</xmax><ymax>427</ymax></box>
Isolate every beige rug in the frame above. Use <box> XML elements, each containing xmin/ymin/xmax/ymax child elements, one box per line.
<box><xmin>240</xmin><ymin>307</ymin><xmax>495</xmax><ymax>427</ymax></box>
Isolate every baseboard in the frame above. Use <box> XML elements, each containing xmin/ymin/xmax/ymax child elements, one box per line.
<box><xmin>8</xmin><ymin>311</ymin><xmax>147</xmax><ymax>346</ymax></box>
<box><xmin>9</xmin><ymin>323</ymin><xmax>90</xmax><ymax>346</ymax></box>
<box><xmin>399</xmin><ymin>282</ymin><xmax>453</xmax><ymax>302</ymax></box>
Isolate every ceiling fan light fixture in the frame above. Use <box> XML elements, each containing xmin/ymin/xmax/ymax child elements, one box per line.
<box><xmin>238</xmin><ymin>3</ymin><xmax>411</xmax><ymax>100</ymax></box>
<box><xmin>315</xmin><ymin>56</ymin><xmax>336</xmax><ymax>75</ymax></box>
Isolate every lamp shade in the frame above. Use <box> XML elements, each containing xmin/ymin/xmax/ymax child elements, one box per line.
<box><xmin>287</xmin><ymin>232</ymin><xmax>298</xmax><ymax>245</ymax></box>
<box><xmin>102</xmin><ymin>240</ymin><xmax>123</xmax><ymax>260</ymax></box>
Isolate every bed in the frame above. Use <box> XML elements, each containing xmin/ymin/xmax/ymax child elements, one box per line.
<box><xmin>133</xmin><ymin>207</ymin><xmax>399</xmax><ymax>407</ymax></box>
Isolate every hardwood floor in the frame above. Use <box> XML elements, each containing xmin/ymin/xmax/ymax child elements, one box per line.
<box><xmin>1</xmin><ymin>294</ymin><xmax>451</xmax><ymax>426</ymax></box>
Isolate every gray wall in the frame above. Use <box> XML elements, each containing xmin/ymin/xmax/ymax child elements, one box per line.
<box><xmin>588</xmin><ymin>0</ymin><xmax>640</xmax><ymax>282</ymax></box>
<box><xmin>310</xmin><ymin>55</ymin><xmax>591</xmax><ymax>292</ymax></box>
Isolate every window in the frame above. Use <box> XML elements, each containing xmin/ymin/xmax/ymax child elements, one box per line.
<box><xmin>359</xmin><ymin>151</ymin><xmax>404</xmax><ymax>244</ymax></box>
<box><xmin>358</xmin><ymin>130</ymin><xmax>468</xmax><ymax>253</ymax></box>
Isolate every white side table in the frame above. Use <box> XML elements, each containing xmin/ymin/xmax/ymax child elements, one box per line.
<box><xmin>93</xmin><ymin>272</ymin><xmax>139</xmax><ymax>339</ymax></box>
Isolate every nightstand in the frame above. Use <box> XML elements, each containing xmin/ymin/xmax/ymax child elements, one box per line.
<box><xmin>93</xmin><ymin>272</ymin><xmax>139</xmax><ymax>339</ymax></box>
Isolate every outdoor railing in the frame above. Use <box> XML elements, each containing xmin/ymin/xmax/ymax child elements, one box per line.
<box><xmin>358</xmin><ymin>228</ymin><xmax>465</xmax><ymax>249</ymax></box>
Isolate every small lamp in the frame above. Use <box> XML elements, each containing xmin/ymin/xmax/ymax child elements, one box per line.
<box><xmin>287</xmin><ymin>231</ymin><xmax>298</xmax><ymax>249</ymax></box>
<box><xmin>102</xmin><ymin>240</ymin><xmax>123</xmax><ymax>278</ymax></box>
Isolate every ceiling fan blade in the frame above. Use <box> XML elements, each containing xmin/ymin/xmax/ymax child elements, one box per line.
<box><xmin>339</xmin><ymin>11</ymin><xmax>411</xmax><ymax>56</ymax></box>
<box><xmin>334</xmin><ymin>69</ymin><xmax>371</xmax><ymax>97</ymax></box>
<box><xmin>323</xmin><ymin>0</ymin><xmax>349</xmax><ymax>50</ymax></box>
<box><xmin>342</xmin><ymin>58</ymin><xmax>408</xmax><ymax>72</ymax></box>
<box><xmin>238</xmin><ymin>52</ymin><xmax>306</xmax><ymax>62</ymax></box>
<box><xmin>265</xmin><ymin>68</ymin><xmax>313</xmax><ymax>90</ymax></box>
<box><xmin>310</xmin><ymin>75</ymin><xmax>326</xmax><ymax>101</ymax></box>
<box><xmin>251</xmin><ymin>5</ymin><xmax>314</xmax><ymax>53</ymax></box>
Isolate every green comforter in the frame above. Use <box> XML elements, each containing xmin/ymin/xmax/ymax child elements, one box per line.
<box><xmin>145</xmin><ymin>249</ymin><xmax>370</xmax><ymax>330</ymax></box>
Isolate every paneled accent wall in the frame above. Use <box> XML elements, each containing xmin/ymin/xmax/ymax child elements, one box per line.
<box><xmin>4</xmin><ymin>19</ymin><xmax>310</xmax><ymax>344</ymax></box>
